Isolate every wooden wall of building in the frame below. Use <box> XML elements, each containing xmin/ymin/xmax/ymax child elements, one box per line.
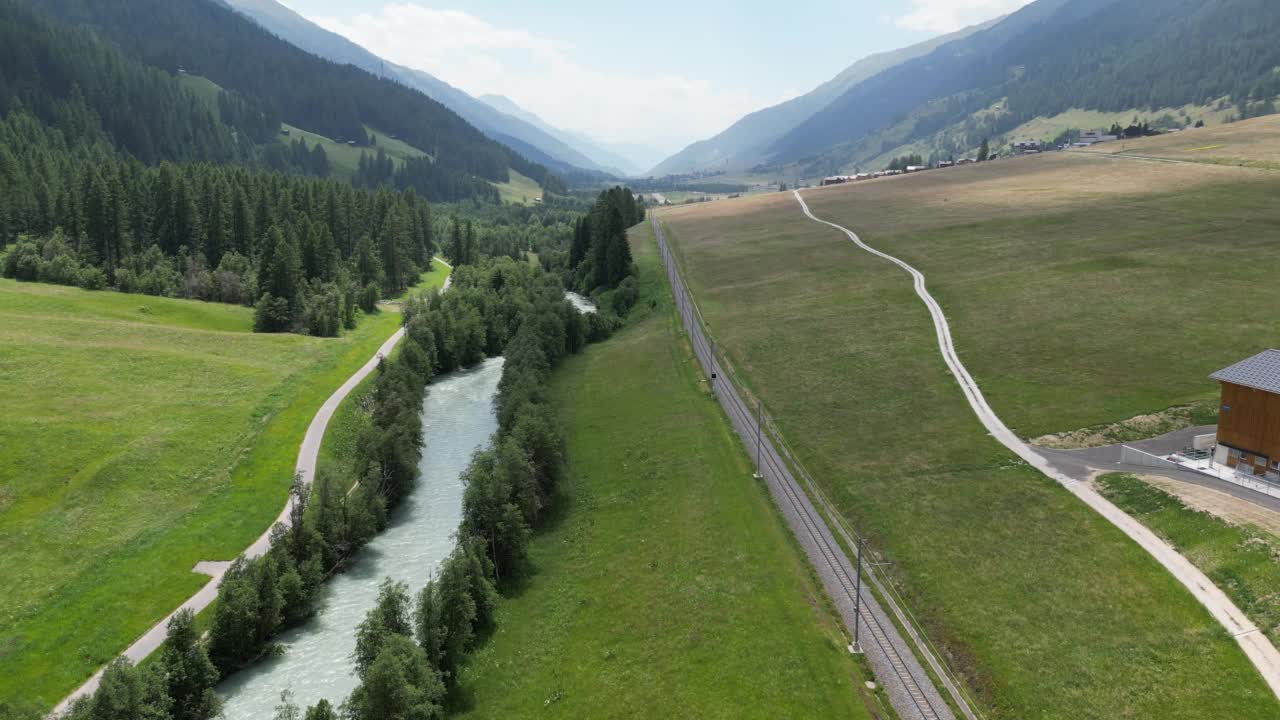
<box><xmin>1217</xmin><ymin>381</ymin><xmax>1280</xmax><ymax>460</ymax></box>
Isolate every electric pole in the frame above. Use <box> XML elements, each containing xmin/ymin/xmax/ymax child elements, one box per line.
<box><xmin>852</xmin><ymin>537</ymin><xmax>865</xmax><ymax>654</ymax></box>
<box><xmin>754</xmin><ymin>399</ymin><xmax>763</xmax><ymax>480</ymax></box>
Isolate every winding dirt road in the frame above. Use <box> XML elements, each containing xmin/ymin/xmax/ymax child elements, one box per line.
<box><xmin>792</xmin><ymin>189</ymin><xmax>1280</xmax><ymax>699</ymax></box>
<box><xmin>53</xmin><ymin>260</ymin><xmax>453</xmax><ymax>715</ymax></box>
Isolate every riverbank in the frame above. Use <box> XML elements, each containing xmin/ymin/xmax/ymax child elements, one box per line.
<box><xmin>453</xmin><ymin>224</ymin><xmax>877</xmax><ymax>717</ymax></box>
<box><xmin>217</xmin><ymin>358</ymin><xmax>504</xmax><ymax>715</ymax></box>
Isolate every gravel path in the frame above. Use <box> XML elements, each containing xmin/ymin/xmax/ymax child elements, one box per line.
<box><xmin>653</xmin><ymin>216</ymin><xmax>962</xmax><ymax>720</ymax></box>
<box><xmin>792</xmin><ymin>189</ymin><xmax>1280</xmax><ymax>700</ymax></box>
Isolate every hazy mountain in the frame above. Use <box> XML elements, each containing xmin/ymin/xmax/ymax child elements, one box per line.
<box><xmin>648</xmin><ymin>18</ymin><xmax>998</xmax><ymax>177</ymax></box>
<box><xmin>767</xmin><ymin>0</ymin><xmax>1280</xmax><ymax>173</ymax></box>
<box><xmin>479</xmin><ymin>94</ymin><xmax>647</xmax><ymax>176</ymax></box>
<box><xmin>221</xmin><ymin>0</ymin><xmax>613</xmax><ymax>177</ymax></box>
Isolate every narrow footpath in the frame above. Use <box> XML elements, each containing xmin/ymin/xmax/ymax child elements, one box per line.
<box><xmin>652</xmin><ymin>216</ymin><xmax>964</xmax><ymax>720</ymax></box>
<box><xmin>791</xmin><ymin>190</ymin><xmax>1280</xmax><ymax>699</ymax></box>
<box><xmin>53</xmin><ymin>260</ymin><xmax>454</xmax><ymax>715</ymax></box>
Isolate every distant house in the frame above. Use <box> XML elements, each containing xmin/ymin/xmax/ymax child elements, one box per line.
<box><xmin>1210</xmin><ymin>349</ymin><xmax>1280</xmax><ymax>478</ymax></box>
<box><xmin>1078</xmin><ymin>130</ymin><xmax>1119</xmax><ymax>145</ymax></box>
<box><xmin>938</xmin><ymin>160</ymin><xmax>955</xmax><ymax>168</ymax></box>
<box><xmin>956</xmin><ymin>158</ymin><xmax>976</xmax><ymax>165</ymax></box>
<box><xmin>347</xmin><ymin>140</ymin><xmax>357</xmax><ymax>146</ymax></box>
<box><xmin>280</xmin><ymin>128</ymin><xmax>291</xmax><ymax>136</ymax></box>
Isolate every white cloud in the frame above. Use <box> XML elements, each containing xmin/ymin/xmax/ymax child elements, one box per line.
<box><xmin>309</xmin><ymin>3</ymin><xmax>780</xmax><ymax>149</ymax></box>
<box><xmin>895</xmin><ymin>0</ymin><xmax>1034</xmax><ymax>34</ymax></box>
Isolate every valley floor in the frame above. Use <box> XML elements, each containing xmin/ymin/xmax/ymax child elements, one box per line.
<box><xmin>453</xmin><ymin>225</ymin><xmax>879</xmax><ymax>719</ymax></box>
<box><xmin>655</xmin><ymin>151</ymin><xmax>1280</xmax><ymax>717</ymax></box>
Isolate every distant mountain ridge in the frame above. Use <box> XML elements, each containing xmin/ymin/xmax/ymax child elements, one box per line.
<box><xmin>222</xmin><ymin>0</ymin><xmax>617</xmax><ymax>178</ymax></box>
<box><xmin>648</xmin><ymin>18</ymin><xmax>999</xmax><ymax>177</ymax></box>
<box><xmin>659</xmin><ymin>0</ymin><xmax>1280</xmax><ymax>178</ymax></box>
<box><xmin>766</xmin><ymin>0</ymin><xmax>1280</xmax><ymax>173</ymax></box>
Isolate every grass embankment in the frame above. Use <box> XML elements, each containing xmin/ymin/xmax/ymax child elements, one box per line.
<box><xmin>454</xmin><ymin>225</ymin><xmax>875</xmax><ymax>719</ymax></box>
<box><xmin>659</xmin><ymin>166</ymin><xmax>1279</xmax><ymax>717</ymax></box>
<box><xmin>0</xmin><ymin>279</ymin><xmax>402</xmax><ymax>708</ymax></box>
<box><xmin>1098</xmin><ymin>474</ymin><xmax>1280</xmax><ymax>649</ymax></box>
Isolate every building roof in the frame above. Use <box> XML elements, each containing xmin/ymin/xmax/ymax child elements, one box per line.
<box><xmin>1211</xmin><ymin>349</ymin><xmax>1280</xmax><ymax>394</ymax></box>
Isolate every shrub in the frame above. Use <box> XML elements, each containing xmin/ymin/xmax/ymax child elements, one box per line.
<box><xmin>254</xmin><ymin>293</ymin><xmax>293</xmax><ymax>333</ymax></box>
<box><xmin>76</xmin><ymin>265</ymin><xmax>106</xmax><ymax>290</ymax></box>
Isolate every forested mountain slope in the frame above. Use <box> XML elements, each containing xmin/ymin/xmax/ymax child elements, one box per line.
<box><xmin>28</xmin><ymin>0</ymin><xmax>564</xmax><ymax>197</ymax></box>
<box><xmin>0</xmin><ymin>0</ymin><xmax>252</xmax><ymax>166</ymax></box>
<box><xmin>768</xmin><ymin>0</ymin><xmax>1280</xmax><ymax>169</ymax></box>
<box><xmin>222</xmin><ymin>0</ymin><xmax>615</xmax><ymax>177</ymax></box>
<box><xmin>648</xmin><ymin>18</ymin><xmax>998</xmax><ymax>176</ymax></box>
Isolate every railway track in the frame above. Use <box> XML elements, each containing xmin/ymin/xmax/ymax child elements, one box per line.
<box><xmin>652</xmin><ymin>216</ymin><xmax>962</xmax><ymax>720</ymax></box>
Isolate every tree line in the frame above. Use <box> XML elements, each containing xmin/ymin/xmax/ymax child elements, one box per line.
<box><xmin>0</xmin><ymin>108</ymin><xmax>442</xmax><ymax>335</ymax></box>
<box><xmin>567</xmin><ymin>187</ymin><xmax>644</xmax><ymax>303</ymax></box>
<box><xmin>46</xmin><ymin>250</ymin><xmax>631</xmax><ymax>719</ymax></box>
<box><xmin>291</xmin><ymin>257</ymin><xmax>624</xmax><ymax>718</ymax></box>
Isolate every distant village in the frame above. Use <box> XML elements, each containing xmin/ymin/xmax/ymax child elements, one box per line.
<box><xmin>821</xmin><ymin>121</ymin><xmax>1201</xmax><ymax>187</ymax></box>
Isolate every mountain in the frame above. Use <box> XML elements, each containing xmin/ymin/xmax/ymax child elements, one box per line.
<box><xmin>30</xmin><ymin>0</ymin><xmax>569</xmax><ymax>200</ymax></box>
<box><xmin>767</xmin><ymin>0</ymin><xmax>1280</xmax><ymax>172</ymax></box>
<box><xmin>648</xmin><ymin>18</ymin><xmax>999</xmax><ymax>177</ymax></box>
<box><xmin>221</xmin><ymin>0</ymin><xmax>615</xmax><ymax>178</ymax></box>
<box><xmin>479</xmin><ymin>94</ymin><xmax>645</xmax><ymax>176</ymax></box>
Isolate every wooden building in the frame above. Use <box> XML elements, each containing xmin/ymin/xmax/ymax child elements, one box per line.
<box><xmin>1211</xmin><ymin>349</ymin><xmax>1280</xmax><ymax>478</ymax></box>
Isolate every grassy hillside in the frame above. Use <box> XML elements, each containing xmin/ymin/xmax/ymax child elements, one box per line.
<box><xmin>283</xmin><ymin>123</ymin><xmax>430</xmax><ymax>180</ymax></box>
<box><xmin>493</xmin><ymin>168</ymin><xmax>544</xmax><ymax>206</ymax></box>
<box><xmin>454</xmin><ymin>225</ymin><xmax>878</xmax><ymax>719</ymax></box>
<box><xmin>656</xmin><ymin>154</ymin><xmax>1280</xmax><ymax>716</ymax></box>
<box><xmin>801</xmin><ymin>152</ymin><xmax>1280</xmax><ymax>437</ymax></box>
<box><xmin>0</xmin><ymin>280</ymin><xmax>402</xmax><ymax>707</ymax></box>
<box><xmin>1079</xmin><ymin>112</ymin><xmax>1280</xmax><ymax>168</ymax></box>
<box><xmin>178</xmin><ymin>72</ymin><xmax>432</xmax><ymax>180</ymax></box>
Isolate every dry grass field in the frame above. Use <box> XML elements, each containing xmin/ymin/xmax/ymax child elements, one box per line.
<box><xmin>655</xmin><ymin>150</ymin><xmax>1280</xmax><ymax>718</ymax></box>
<box><xmin>1080</xmin><ymin>113</ymin><xmax>1280</xmax><ymax>167</ymax></box>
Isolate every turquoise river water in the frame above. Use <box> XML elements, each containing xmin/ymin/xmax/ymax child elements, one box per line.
<box><xmin>216</xmin><ymin>356</ymin><xmax>504</xmax><ymax>715</ymax></box>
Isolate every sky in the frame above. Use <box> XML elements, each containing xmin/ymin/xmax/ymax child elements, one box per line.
<box><xmin>281</xmin><ymin>0</ymin><xmax>1034</xmax><ymax>153</ymax></box>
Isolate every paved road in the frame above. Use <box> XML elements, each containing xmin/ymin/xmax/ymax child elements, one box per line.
<box><xmin>791</xmin><ymin>190</ymin><xmax>1280</xmax><ymax>699</ymax></box>
<box><xmin>53</xmin><ymin>260</ymin><xmax>454</xmax><ymax>715</ymax></box>
<box><xmin>1035</xmin><ymin>425</ymin><xmax>1280</xmax><ymax>514</ymax></box>
<box><xmin>652</xmin><ymin>216</ymin><xmax>962</xmax><ymax>720</ymax></box>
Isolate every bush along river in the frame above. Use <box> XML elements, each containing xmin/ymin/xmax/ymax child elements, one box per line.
<box><xmin>216</xmin><ymin>357</ymin><xmax>505</xmax><ymax>716</ymax></box>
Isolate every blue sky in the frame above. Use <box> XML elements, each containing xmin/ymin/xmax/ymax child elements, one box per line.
<box><xmin>282</xmin><ymin>0</ymin><xmax>1032</xmax><ymax>151</ymax></box>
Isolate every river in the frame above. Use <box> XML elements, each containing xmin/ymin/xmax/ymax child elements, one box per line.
<box><xmin>216</xmin><ymin>356</ymin><xmax>505</xmax><ymax>716</ymax></box>
<box><xmin>564</xmin><ymin>291</ymin><xmax>597</xmax><ymax>314</ymax></box>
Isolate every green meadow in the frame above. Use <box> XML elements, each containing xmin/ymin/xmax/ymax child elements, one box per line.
<box><xmin>658</xmin><ymin>155</ymin><xmax>1279</xmax><ymax>717</ymax></box>
<box><xmin>0</xmin><ymin>279</ymin><xmax>401</xmax><ymax>707</ymax></box>
<box><xmin>454</xmin><ymin>224</ymin><xmax>877</xmax><ymax>719</ymax></box>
